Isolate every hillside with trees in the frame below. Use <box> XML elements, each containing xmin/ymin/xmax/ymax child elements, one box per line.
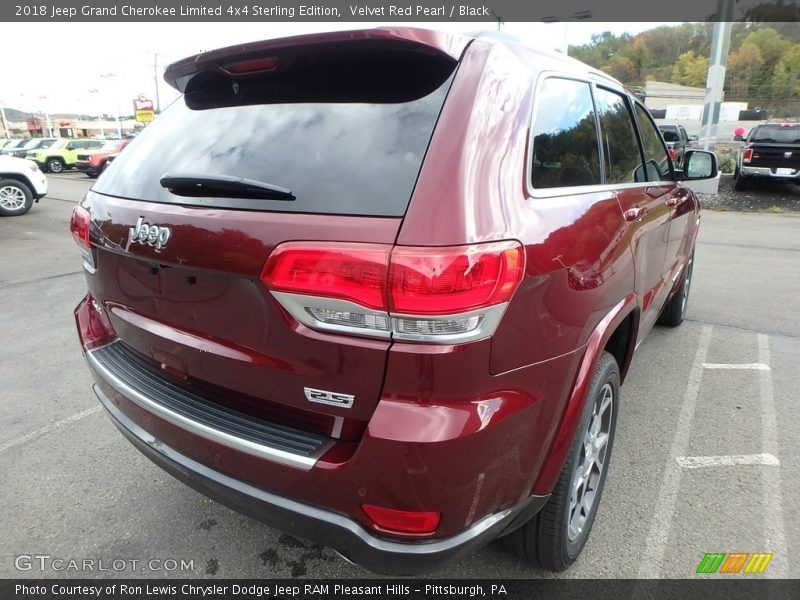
<box><xmin>568</xmin><ymin>22</ymin><xmax>800</xmax><ymax>116</ymax></box>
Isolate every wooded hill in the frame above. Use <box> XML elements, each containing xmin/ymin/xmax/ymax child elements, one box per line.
<box><xmin>568</xmin><ymin>22</ymin><xmax>800</xmax><ymax>104</ymax></box>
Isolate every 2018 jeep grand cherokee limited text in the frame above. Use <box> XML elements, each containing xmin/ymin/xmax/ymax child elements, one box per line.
<box><xmin>71</xmin><ymin>28</ymin><xmax>717</xmax><ymax>574</ymax></box>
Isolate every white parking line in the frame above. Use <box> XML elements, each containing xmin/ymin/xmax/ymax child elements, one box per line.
<box><xmin>757</xmin><ymin>334</ymin><xmax>787</xmax><ymax>578</ymax></box>
<box><xmin>0</xmin><ymin>406</ymin><xmax>101</xmax><ymax>455</ymax></box>
<box><xmin>637</xmin><ymin>325</ymin><xmax>712</xmax><ymax>578</ymax></box>
<box><xmin>702</xmin><ymin>363</ymin><xmax>771</xmax><ymax>370</ymax></box>
<box><xmin>676</xmin><ymin>453</ymin><xmax>780</xmax><ymax>468</ymax></box>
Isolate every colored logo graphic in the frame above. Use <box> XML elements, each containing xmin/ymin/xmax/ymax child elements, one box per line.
<box><xmin>696</xmin><ymin>552</ymin><xmax>773</xmax><ymax>574</ymax></box>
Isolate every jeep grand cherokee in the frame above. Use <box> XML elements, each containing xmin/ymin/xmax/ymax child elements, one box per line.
<box><xmin>72</xmin><ymin>28</ymin><xmax>717</xmax><ymax>574</ymax></box>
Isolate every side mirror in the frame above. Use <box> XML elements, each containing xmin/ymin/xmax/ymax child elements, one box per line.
<box><xmin>680</xmin><ymin>150</ymin><xmax>720</xmax><ymax>194</ymax></box>
<box><xmin>683</xmin><ymin>150</ymin><xmax>718</xmax><ymax>180</ymax></box>
<box><xmin>689</xmin><ymin>134</ymin><xmax>698</xmax><ymax>141</ymax></box>
<box><xmin>66</xmin><ymin>143</ymin><xmax>75</xmax><ymax>150</ymax></box>
<box><xmin>733</xmin><ymin>135</ymin><xmax>744</xmax><ymax>142</ymax></box>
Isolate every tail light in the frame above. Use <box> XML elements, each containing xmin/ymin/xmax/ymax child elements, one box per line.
<box><xmin>742</xmin><ymin>148</ymin><xmax>753</xmax><ymax>164</ymax></box>
<box><xmin>668</xmin><ymin>147</ymin><xmax>676</xmax><ymax>161</ymax></box>
<box><xmin>261</xmin><ymin>241</ymin><xmax>524</xmax><ymax>343</ymax></box>
<box><xmin>361</xmin><ymin>504</ymin><xmax>440</xmax><ymax>535</ymax></box>
<box><xmin>70</xmin><ymin>205</ymin><xmax>96</xmax><ymax>270</ymax></box>
<box><xmin>263</xmin><ymin>243</ymin><xmax>390</xmax><ymax>311</ymax></box>
<box><xmin>74</xmin><ymin>295</ymin><xmax>116</xmax><ymax>350</ymax></box>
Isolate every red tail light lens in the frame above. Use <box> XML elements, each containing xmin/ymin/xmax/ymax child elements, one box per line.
<box><xmin>361</xmin><ymin>504</ymin><xmax>440</xmax><ymax>534</ymax></box>
<box><xmin>742</xmin><ymin>148</ymin><xmax>753</xmax><ymax>164</ymax></box>
<box><xmin>262</xmin><ymin>243</ymin><xmax>391</xmax><ymax>311</ymax></box>
<box><xmin>74</xmin><ymin>295</ymin><xmax>116</xmax><ymax>350</ymax></box>
<box><xmin>668</xmin><ymin>148</ymin><xmax>676</xmax><ymax>161</ymax></box>
<box><xmin>262</xmin><ymin>240</ymin><xmax>525</xmax><ymax>342</ymax></box>
<box><xmin>389</xmin><ymin>241</ymin><xmax>525</xmax><ymax>315</ymax></box>
<box><xmin>70</xmin><ymin>205</ymin><xmax>91</xmax><ymax>249</ymax></box>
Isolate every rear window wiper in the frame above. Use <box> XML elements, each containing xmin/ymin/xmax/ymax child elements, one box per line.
<box><xmin>160</xmin><ymin>173</ymin><xmax>295</xmax><ymax>201</ymax></box>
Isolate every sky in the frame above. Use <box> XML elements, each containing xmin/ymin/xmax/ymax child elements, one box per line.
<box><xmin>1</xmin><ymin>21</ymin><xmax>668</xmax><ymax>118</ymax></box>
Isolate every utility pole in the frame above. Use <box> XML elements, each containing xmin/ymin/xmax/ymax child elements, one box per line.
<box><xmin>490</xmin><ymin>10</ymin><xmax>503</xmax><ymax>31</ymax></box>
<box><xmin>699</xmin><ymin>0</ymin><xmax>734</xmax><ymax>150</ymax></box>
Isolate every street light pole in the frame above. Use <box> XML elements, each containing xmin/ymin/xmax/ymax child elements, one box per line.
<box><xmin>37</xmin><ymin>96</ymin><xmax>53</xmax><ymax>137</ymax></box>
<box><xmin>87</xmin><ymin>88</ymin><xmax>106</xmax><ymax>137</ymax></box>
<box><xmin>153</xmin><ymin>52</ymin><xmax>162</xmax><ymax>113</ymax></box>
<box><xmin>0</xmin><ymin>103</ymin><xmax>10</xmax><ymax>138</ymax></box>
<box><xmin>100</xmin><ymin>72</ymin><xmax>123</xmax><ymax>138</ymax></box>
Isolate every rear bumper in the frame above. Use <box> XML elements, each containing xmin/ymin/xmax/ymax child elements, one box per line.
<box><xmin>95</xmin><ymin>383</ymin><xmax>548</xmax><ymax>575</ymax></box>
<box><xmin>740</xmin><ymin>165</ymin><xmax>800</xmax><ymax>179</ymax></box>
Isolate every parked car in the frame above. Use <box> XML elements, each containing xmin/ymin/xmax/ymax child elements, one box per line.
<box><xmin>75</xmin><ymin>139</ymin><xmax>130</xmax><ymax>177</ymax></box>
<box><xmin>733</xmin><ymin>122</ymin><xmax>800</xmax><ymax>190</ymax></box>
<box><xmin>0</xmin><ymin>138</ymin><xmax>31</xmax><ymax>155</ymax></box>
<box><xmin>0</xmin><ymin>155</ymin><xmax>48</xmax><ymax>216</ymax></box>
<box><xmin>658</xmin><ymin>124</ymin><xmax>697</xmax><ymax>168</ymax></box>
<box><xmin>71</xmin><ymin>28</ymin><xmax>717</xmax><ymax>575</ymax></box>
<box><xmin>28</xmin><ymin>138</ymin><xmax>105</xmax><ymax>173</ymax></box>
<box><xmin>3</xmin><ymin>137</ymin><xmax>58</xmax><ymax>159</ymax></box>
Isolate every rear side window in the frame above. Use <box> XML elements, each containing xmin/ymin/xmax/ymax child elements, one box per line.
<box><xmin>530</xmin><ymin>78</ymin><xmax>601</xmax><ymax>189</ymax></box>
<box><xmin>634</xmin><ymin>104</ymin><xmax>672</xmax><ymax>181</ymax></box>
<box><xmin>93</xmin><ymin>50</ymin><xmax>456</xmax><ymax>217</ymax></box>
<box><xmin>595</xmin><ymin>88</ymin><xmax>642</xmax><ymax>184</ymax></box>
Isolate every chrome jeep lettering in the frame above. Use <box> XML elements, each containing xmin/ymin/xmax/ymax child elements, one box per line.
<box><xmin>129</xmin><ymin>217</ymin><xmax>171</xmax><ymax>251</ymax></box>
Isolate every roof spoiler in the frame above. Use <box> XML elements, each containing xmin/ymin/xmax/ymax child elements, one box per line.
<box><xmin>164</xmin><ymin>27</ymin><xmax>471</xmax><ymax>93</ymax></box>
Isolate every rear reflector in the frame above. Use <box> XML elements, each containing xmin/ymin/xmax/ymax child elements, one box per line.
<box><xmin>261</xmin><ymin>241</ymin><xmax>524</xmax><ymax>343</ymax></box>
<box><xmin>74</xmin><ymin>295</ymin><xmax>116</xmax><ymax>350</ymax></box>
<box><xmin>361</xmin><ymin>504</ymin><xmax>440</xmax><ymax>534</ymax></box>
<box><xmin>742</xmin><ymin>148</ymin><xmax>753</xmax><ymax>164</ymax></box>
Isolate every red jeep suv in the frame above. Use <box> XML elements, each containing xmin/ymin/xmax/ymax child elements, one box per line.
<box><xmin>72</xmin><ymin>28</ymin><xmax>717</xmax><ymax>574</ymax></box>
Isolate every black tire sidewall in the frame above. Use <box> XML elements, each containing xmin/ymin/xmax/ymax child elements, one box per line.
<box><xmin>561</xmin><ymin>353</ymin><xmax>620</xmax><ymax>562</ymax></box>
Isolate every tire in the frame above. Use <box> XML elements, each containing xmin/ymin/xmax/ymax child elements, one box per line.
<box><xmin>658</xmin><ymin>253</ymin><xmax>694</xmax><ymax>327</ymax></box>
<box><xmin>46</xmin><ymin>158</ymin><xmax>64</xmax><ymax>173</ymax></box>
<box><xmin>501</xmin><ymin>352</ymin><xmax>620</xmax><ymax>571</ymax></box>
<box><xmin>733</xmin><ymin>166</ymin><xmax>750</xmax><ymax>191</ymax></box>
<box><xmin>0</xmin><ymin>179</ymin><xmax>34</xmax><ymax>216</ymax></box>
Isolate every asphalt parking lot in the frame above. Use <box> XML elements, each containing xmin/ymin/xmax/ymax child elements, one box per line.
<box><xmin>1</xmin><ymin>172</ymin><xmax>798</xmax><ymax>579</ymax></box>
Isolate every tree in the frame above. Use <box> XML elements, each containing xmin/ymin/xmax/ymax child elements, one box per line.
<box><xmin>603</xmin><ymin>55</ymin><xmax>637</xmax><ymax>84</ymax></box>
<box><xmin>742</xmin><ymin>28</ymin><xmax>787</xmax><ymax>67</ymax></box>
<box><xmin>672</xmin><ymin>51</ymin><xmax>709</xmax><ymax>87</ymax></box>
<box><xmin>770</xmin><ymin>44</ymin><xmax>800</xmax><ymax>98</ymax></box>
<box><xmin>727</xmin><ymin>42</ymin><xmax>765</xmax><ymax>97</ymax></box>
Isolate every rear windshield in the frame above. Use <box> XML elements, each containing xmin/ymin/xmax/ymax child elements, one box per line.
<box><xmin>659</xmin><ymin>128</ymin><xmax>679</xmax><ymax>142</ymax></box>
<box><xmin>751</xmin><ymin>125</ymin><xmax>800</xmax><ymax>144</ymax></box>
<box><xmin>94</xmin><ymin>57</ymin><xmax>455</xmax><ymax>217</ymax></box>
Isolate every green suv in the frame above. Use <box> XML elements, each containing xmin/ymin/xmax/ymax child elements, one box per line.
<box><xmin>28</xmin><ymin>138</ymin><xmax>105</xmax><ymax>173</ymax></box>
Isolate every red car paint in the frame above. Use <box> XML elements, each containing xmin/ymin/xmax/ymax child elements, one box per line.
<box><xmin>72</xmin><ymin>28</ymin><xmax>704</xmax><ymax>574</ymax></box>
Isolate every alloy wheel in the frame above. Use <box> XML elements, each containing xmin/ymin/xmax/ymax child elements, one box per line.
<box><xmin>567</xmin><ymin>382</ymin><xmax>614</xmax><ymax>542</ymax></box>
<box><xmin>0</xmin><ymin>185</ymin><xmax>26</xmax><ymax>210</ymax></box>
